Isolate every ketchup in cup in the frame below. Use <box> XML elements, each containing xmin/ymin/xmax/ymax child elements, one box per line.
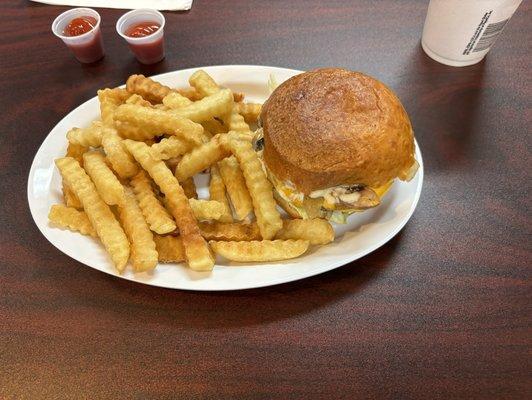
<box><xmin>117</xmin><ymin>9</ymin><xmax>166</xmax><ymax>65</ymax></box>
<box><xmin>52</xmin><ymin>8</ymin><xmax>104</xmax><ymax>64</ymax></box>
<box><xmin>64</xmin><ymin>16</ymin><xmax>97</xmax><ymax>37</ymax></box>
<box><xmin>126</xmin><ymin>22</ymin><xmax>160</xmax><ymax>38</ymax></box>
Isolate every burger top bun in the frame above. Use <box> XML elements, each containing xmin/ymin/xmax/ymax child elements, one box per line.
<box><xmin>261</xmin><ymin>68</ymin><xmax>416</xmax><ymax>194</ymax></box>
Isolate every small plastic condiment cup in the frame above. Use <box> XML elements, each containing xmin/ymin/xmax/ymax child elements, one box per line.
<box><xmin>116</xmin><ymin>9</ymin><xmax>166</xmax><ymax>65</ymax></box>
<box><xmin>52</xmin><ymin>8</ymin><xmax>104</xmax><ymax>64</ymax></box>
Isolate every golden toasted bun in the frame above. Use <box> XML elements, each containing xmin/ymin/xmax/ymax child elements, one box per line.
<box><xmin>261</xmin><ymin>68</ymin><xmax>416</xmax><ymax>194</ymax></box>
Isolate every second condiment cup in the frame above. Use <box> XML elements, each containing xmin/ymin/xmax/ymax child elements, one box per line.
<box><xmin>116</xmin><ymin>9</ymin><xmax>166</xmax><ymax>65</ymax></box>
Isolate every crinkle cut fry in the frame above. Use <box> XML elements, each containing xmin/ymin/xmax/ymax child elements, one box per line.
<box><xmin>234</xmin><ymin>102</ymin><xmax>262</xmax><ymax>124</ymax></box>
<box><xmin>218</xmin><ymin>156</ymin><xmax>253</xmax><ymax>221</ymax></box>
<box><xmin>209</xmin><ymin>240</ymin><xmax>309</xmax><ymax>262</ymax></box>
<box><xmin>162</xmin><ymin>92</ymin><xmax>193</xmax><ymax>109</ymax></box>
<box><xmin>101</xmin><ymin>126</ymin><xmax>138</xmax><ymax>178</ymax></box>
<box><xmin>124</xmin><ymin>140</ymin><xmax>214</xmax><ymax>271</ymax></box>
<box><xmin>188</xmin><ymin>70</ymin><xmax>221</xmax><ymax>97</ymax></box>
<box><xmin>188</xmin><ymin>71</ymin><xmax>253</xmax><ymax>220</ymax></box>
<box><xmin>222</xmin><ymin>109</ymin><xmax>251</xmax><ymax>134</ymax></box>
<box><xmin>176</xmin><ymin>87</ymin><xmax>204</xmax><ymax>101</ymax></box>
<box><xmin>55</xmin><ymin>157</ymin><xmax>130</xmax><ymax>272</ymax></box>
<box><xmin>48</xmin><ymin>204</ymin><xmax>97</xmax><ymax>237</ymax></box>
<box><xmin>189</xmin><ymin>70</ymin><xmax>251</xmax><ymax>133</ymax></box>
<box><xmin>170</xmin><ymin>89</ymin><xmax>234</xmax><ymax>123</ymax></box>
<box><xmin>275</xmin><ymin>219</ymin><xmax>334</xmax><ymax>245</ymax></box>
<box><xmin>126</xmin><ymin>74</ymin><xmax>172</xmax><ymax>104</ymax></box>
<box><xmin>119</xmin><ymin>188</ymin><xmax>158</xmax><ymax>272</ymax></box>
<box><xmin>198</xmin><ymin>221</ymin><xmax>261</xmax><ymax>241</ymax></box>
<box><xmin>130</xmin><ymin>170</ymin><xmax>176</xmax><ymax>234</ymax></box>
<box><xmin>150</xmin><ymin>135</ymin><xmax>194</xmax><ymax>160</ymax></box>
<box><xmin>66</xmin><ymin>142</ymin><xmax>87</xmax><ymax>165</ymax></box>
<box><xmin>176</xmin><ymin>84</ymin><xmax>242</xmax><ymax>103</ymax></box>
<box><xmin>98</xmin><ymin>88</ymin><xmax>131</xmax><ymax>125</ymax></box>
<box><xmin>114</xmin><ymin>104</ymin><xmax>205</xmax><ymax>143</ymax></box>
<box><xmin>63</xmin><ymin>142</ymin><xmax>86</xmax><ymax>208</ymax></box>
<box><xmin>226</xmin><ymin>132</ymin><xmax>282</xmax><ymax>239</ymax></box>
<box><xmin>126</xmin><ymin>94</ymin><xmax>153</xmax><ymax>108</ymax></box>
<box><xmin>175</xmin><ymin>134</ymin><xmax>231</xmax><ymax>182</ymax></box>
<box><xmin>189</xmin><ymin>199</ymin><xmax>225</xmax><ymax>221</ymax></box>
<box><xmin>66</xmin><ymin>121</ymin><xmax>103</xmax><ymax>147</ymax></box>
<box><xmin>82</xmin><ymin>151</ymin><xmax>125</xmax><ymax>206</ymax></box>
<box><xmin>209</xmin><ymin>164</ymin><xmax>233</xmax><ymax>223</ymax></box>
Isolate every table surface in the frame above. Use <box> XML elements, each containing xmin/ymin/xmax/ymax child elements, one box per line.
<box><xmin>1</xmin><ymin>0</ymin><xmax>531</xmax><ymax>398</ymax></box>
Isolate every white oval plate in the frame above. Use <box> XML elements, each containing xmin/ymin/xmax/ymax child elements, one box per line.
<box><xmin>27</xmin><ymin>65</ymin><xmax>423</xmax><ymax>291</ymax></box>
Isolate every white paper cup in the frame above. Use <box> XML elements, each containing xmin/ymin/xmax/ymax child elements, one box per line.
<box><xmin>421</xmin><ymin>0</ymin><xmax>523</xmax><ymax>67</ymax></box>
<box><xmin>116</xmin><ymin>9</ymin><xmax>166</xmax><ymax>65</ymax></box>
<box><xmin>52</xmin><ymin>8</ymin><xmax>104</xmax><ymax>63</ymax></box>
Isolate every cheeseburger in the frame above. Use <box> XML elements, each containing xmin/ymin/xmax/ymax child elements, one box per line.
<box><xmin>255</xmin><ymin>68</ymin><xmax>418</xmax><ymax>223</ymax></box>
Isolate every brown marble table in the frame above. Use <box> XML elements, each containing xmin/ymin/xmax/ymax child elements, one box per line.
<box><xmin>1</xmin><ymin>0</ymin><xmax>530</xmax><ymax>398</ymax></box>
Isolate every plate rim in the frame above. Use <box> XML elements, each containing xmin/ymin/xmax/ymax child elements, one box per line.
<box><xmin>27</xmin><ymin>64</ymin><xmax>424</xmax><ymax>291</ymax></box>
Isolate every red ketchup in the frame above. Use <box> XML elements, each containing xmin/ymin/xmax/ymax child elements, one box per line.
<box><xmin>62</xmin><ymin>16</ymin><xmax>104</xmax><ymax>63</ymax></box>
<box><xmin>63</xmin><ymin>16</ymin><xmax>97</xmax><ymax>36</ymax></box>
<box><xmin>125</xmin><ymin>21</ymin><xmax>164</xmax><ymax>64</ymax></box>
<box><xmin>126</xmin><ymin>22</ymin><xmax>160</xmax><ymax>38</ymax></box>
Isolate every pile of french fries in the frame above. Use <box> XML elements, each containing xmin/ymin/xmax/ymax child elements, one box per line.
<box><xmin>49</xmin><ymin>70</ymin><xmax>334</xmax><ymax>273</ymax></box>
